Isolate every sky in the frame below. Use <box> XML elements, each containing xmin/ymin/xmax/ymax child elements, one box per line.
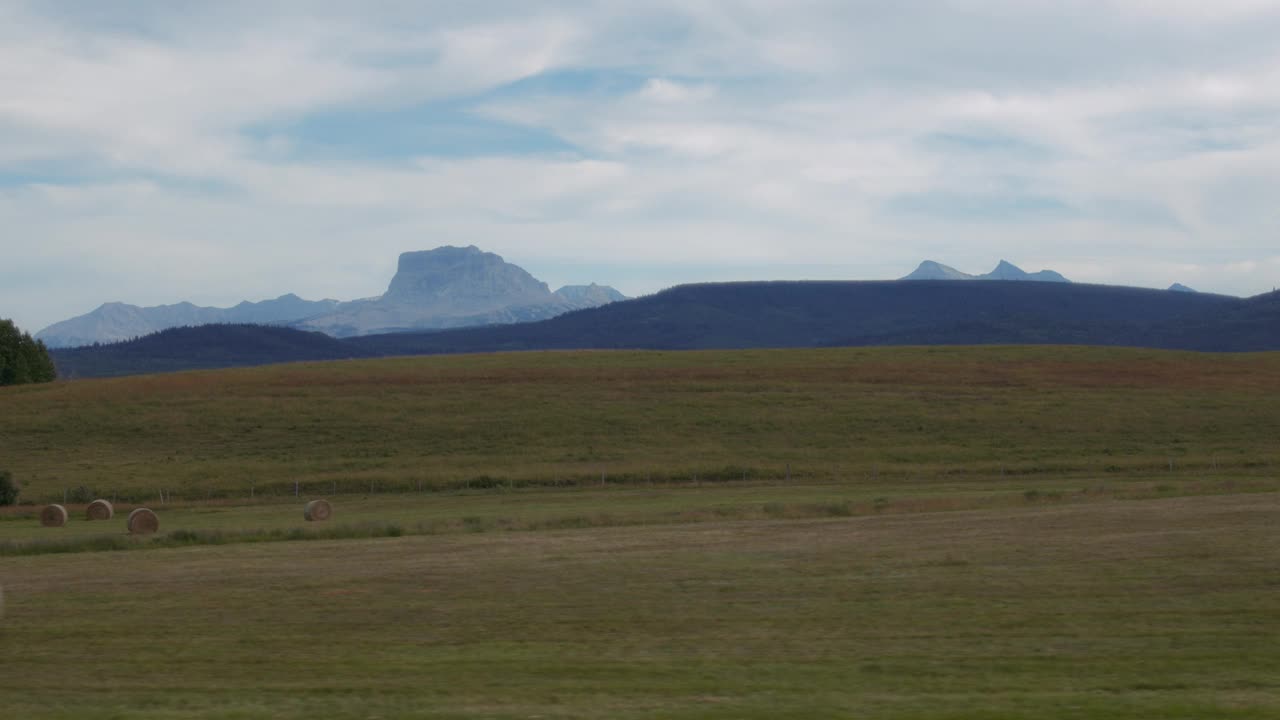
<box><xmin>3</xmin><ymin>0</ymin><xmax>1280</xmax><ymax>333</ymax></box>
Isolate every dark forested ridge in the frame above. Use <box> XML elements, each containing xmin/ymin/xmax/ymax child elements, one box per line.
<box><xmin>350</xmin><ymin>281</ymin><xmax>1273</xmax><ymax>354</ymax></box>
<box><xmin>49</xmin><ymin>281</ymin><xmax>1280</xmax><ymax>378</ymax></box>
<box><xmin>51</xmin><ymin>324</ymin><xmax>374</xmax><ymax>379</ymax></box>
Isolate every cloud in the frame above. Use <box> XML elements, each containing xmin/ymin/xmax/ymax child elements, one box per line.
<box><xmin>2</xmin><ymin>1</ymin><xmax>1280</xmax><ymax>333</ymax></box>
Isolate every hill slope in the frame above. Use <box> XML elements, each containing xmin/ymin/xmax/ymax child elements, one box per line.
<box><xmin>351</xmin><ymin>280</ymin><xmax>1264</xmax><ymax>356</ymax></box>
<box><xmin>13</xmin><ymin>345</ymin><xmax>1280</xmax><ymax>500</ymax></box>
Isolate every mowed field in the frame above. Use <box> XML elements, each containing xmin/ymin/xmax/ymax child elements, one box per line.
<box><xmin>3</xmin><ymin>346</ymin><xmax>1280</xmax><ymax>500</ymax></box>
<box><xmin>2</xmin><ymin>494</ymin><xmax>1278</xmax><ymax>719</ymax></box>
<box><xmin>2</xmin><ymin>346</ymin><xmax>1279</xmax><ymax>718</ymax></box>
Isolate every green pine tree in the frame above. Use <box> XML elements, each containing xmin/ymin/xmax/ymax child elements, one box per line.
<box><xmin>0</xmin><ymin>319</ymin><xmax>57</xmax><ymax>386</ymax></box>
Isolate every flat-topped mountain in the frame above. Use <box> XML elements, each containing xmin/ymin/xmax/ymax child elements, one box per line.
<box><xmin>297</xmin><ymin>246</ymin><xmax>625</xmax><ymax>337</ymax></box>
<box><xmin>36</xmin><ymin>247</ymin><xmax>627</xmax><ymax>346</ymax></box>
<box><xmin>382</xmin><ymin>246</ymin><xmax>554</xmax><ymax>310</ymax></box>
<box><xmin>901</xmin><ymin>260</ymin><xmax>1069</xmax><ymax>283</ymax></box>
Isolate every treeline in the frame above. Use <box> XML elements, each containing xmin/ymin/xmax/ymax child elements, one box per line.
<box><xmin>0</xmin><ymin>318</ymin><xmax>57</xmax><ymax>385</ymax></box>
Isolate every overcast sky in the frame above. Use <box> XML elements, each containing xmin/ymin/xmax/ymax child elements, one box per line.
<box><xmin>3</xmin><ymin>1</ymin><xmax>1280</xmax><ymax>332</ymax></box>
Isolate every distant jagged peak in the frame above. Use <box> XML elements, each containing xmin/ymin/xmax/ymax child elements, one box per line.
<box><xmin>984</xmin><ymin>259</ymin><xmax>1069</xmax><ymax>283</ymax></box>
<box><xmin>900</xmin><ymin>260</ymin><xmax>974</xmax><ymax>281</ymax></box>
<box><xmin>900</xmin><ymin>259</ymin><xmax>1070</xmax><ymax>283</ymax></box>
<box><xmin>985</xmin><ymin>259</ymin><xmax>1029</xmax><ymax>279</ymax></box>
<box><xmin>36</xmin><ymin>294</ymin><xmax>341</xmax><ymax>349</ymax></box>
<box><xmin>1169</xmin><ymin>283</ymin><xmax>1198</xmax><ymax>293</ymax></box>
<box><xmin>94</xmin><ymin>301</ymin><xmax>143</xmax><ymax>313</ymax></box>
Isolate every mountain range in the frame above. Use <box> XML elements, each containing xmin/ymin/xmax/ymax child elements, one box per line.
<box><xmin>36</xmin><ymin>246</ymin><xmax>626</xmax><ymax>348</ymax></box>
<box><xmin>36</xmin><ymin>253</ymin><xmax>1093</xmax><ymax>348</ymax></box>
<box><xmin>51</xmin><ymin>280</ymin><xmax>1280</xmax><ymax>378</ymax></box>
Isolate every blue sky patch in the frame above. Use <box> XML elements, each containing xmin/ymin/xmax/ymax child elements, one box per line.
<box><xmin>246</xmin><ymin>97</ymin><xmax>580</xmax><ymax>163</ymax></box>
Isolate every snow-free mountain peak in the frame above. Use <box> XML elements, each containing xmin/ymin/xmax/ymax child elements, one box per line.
<box><xmin>900</xmin><ymin>260</ymin><xmax>1070</xmax><ymax>283</ymax></box>
<box><xmin>983</xmin><ymin>260</ymin><xmax>1070</xmax><ymax>283</ymax></box>
<box><xmin>298</xmin><ymin>246</ymin><xmax>626</xmax><ymax>337</ymax></box>
<box><xmin>383</xmin><ymin>246</ymin><xmax>554</xmax><ymax>311</ymax></box>
<box><xmin>900</xmin><ymin>260</ymin><xmax>974</xmax><ymax>281</ymax></box>
<box><xmin>36</xmin><ymin>294</ymin><xmax>342</xmax><ymax>348</ymax></box>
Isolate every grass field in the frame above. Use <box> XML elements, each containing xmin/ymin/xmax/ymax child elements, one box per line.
<box><xmin>3</xmin><ymin>346</ymin><xmax>1279</xmax><ymax>502</ymax></box>
<box><xmin>2</xmin><ymin>346</ymin><xmax>1278</xmax><ymax>717</ymax></box>
<box><xmin>2</xmin><ymin>492</ymin><xmax>1277</xmax><ymax>718</ymax></box>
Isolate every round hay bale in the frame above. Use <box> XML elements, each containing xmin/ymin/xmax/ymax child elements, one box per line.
<box><xmin>40</xmin><ymin>504</ymin><xmax>68</xmax><ymax>527</ymax></box>
<box><xmin>86</xmin><ymin>498</ymin><xmax>115</xmax><ymax>521</ymax></box>
<box><xmin>127</xmin><ymin>507</ymin><xmax>159</xmax><ymax>535</ymax></box>
<box><xmin>303</xmin><ymin>499</ymin><xmax>332</xmax><ymax>522</ymax></box>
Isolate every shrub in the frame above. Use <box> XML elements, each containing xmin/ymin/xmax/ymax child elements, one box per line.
<box><xmin>0</xmin><ymin>470</ymin><xmax>18</xmax><ymax>506</ymax></box>
<box><xmin>67</xmin><ymin>485</ymin><xmax>96</xmax><ymax>504</ymax></box>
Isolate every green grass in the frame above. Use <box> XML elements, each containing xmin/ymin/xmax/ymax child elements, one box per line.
<box><xmin>1</xmin><ymin>475</ymin><xmax>1273</xmax><ymax>556</ymax></box>
<box><xmin>2</xmin><ymin>493</ymin><xmax>1277</xmax><ymax>718</ymax></box>
<box><xmin>1</xmin><ymin>346</ymin><xmax>1277</xmax><ymax>717</ymax></box>
<box><xmin>3</xmin><ymin>346</ymin><xmax>1279</xmax><ymax>502</ymax></box>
